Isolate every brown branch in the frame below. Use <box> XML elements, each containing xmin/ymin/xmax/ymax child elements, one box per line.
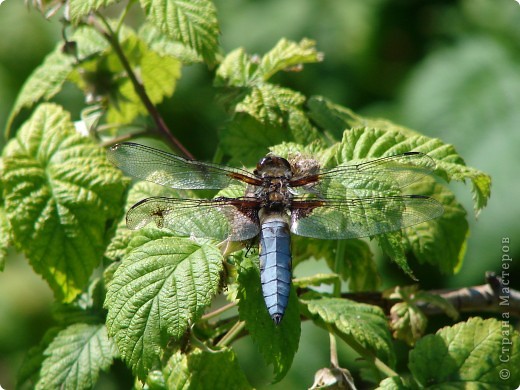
<box><xmin>342</xmin><ymin>272</ymin><xmax>520</xmax><ymax>318</ymax></box>
<box><xmin>91</xmin><ymin>14</ymin><xmax>194</xmax><ymax>159</ymax></box>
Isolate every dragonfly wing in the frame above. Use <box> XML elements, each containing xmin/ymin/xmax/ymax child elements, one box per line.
<box><xmin>108</xmin><ymin>142</ymin><xmax>260</xmax><ymax>190</ymax></box>
<box><xmin>290</xmin><ymin>195</ymin><xmax>444</xmax><ymax>240</ymax></box>
<box><xmin>313</xmin><ymin>153</ymin><xmax>437</xmax><ymax>197</ymax></box>
<box><xmin>126</xmin><ymin>197</ymin><xmax>261</xmax><ymax>241</ymax></box>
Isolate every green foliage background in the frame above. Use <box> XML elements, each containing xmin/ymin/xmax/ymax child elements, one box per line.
<box><xmin>0</xmin><ymin>0</ymin><xmax>519</xmax><ymax>389</ymax></box>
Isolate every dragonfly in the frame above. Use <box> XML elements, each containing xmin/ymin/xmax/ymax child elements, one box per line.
<box><xmin>107</xmin><ymin>142</ymin><xmax>444</xmax><ymax>324</ymax></box>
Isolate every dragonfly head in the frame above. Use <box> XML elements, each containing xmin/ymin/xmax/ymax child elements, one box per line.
<box><xmin>255</xmin><ymin>154</ymin><xmax>292</xmax><ymax>179</ymax></box>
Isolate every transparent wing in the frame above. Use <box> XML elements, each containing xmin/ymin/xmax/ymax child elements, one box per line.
<box><xmin>126</xmin><ymin>197</ymin><xmax>261</xmax><ymax>241</ymax></box>
<box><xmin>108</xmin><ymin>142</ymin><xmax>260</xmax><ymax>190</ymax></box>
<box><xmin>295</xmin><ymin>152</ymin><xmax>437</xmax><ymax>198</ymax></box>
<box><xmin>290</xmin><ymin>195</ymin><xmax>443</xmax><ymax>239</ymax></box>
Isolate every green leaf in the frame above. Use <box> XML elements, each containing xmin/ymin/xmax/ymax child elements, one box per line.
<box><xmin>237</xmin><ymin>259</ymin><xmax>301</xmax><ymax>382</ymax></box>
<box><xmin>404</xmin><ymin>180</ymin><xmax>468</xmax><ymax>274</ymax></box>
<box><xmin>163</xmin><ymin>349</ymin><xmax>253</xmax><ymax>389</ymax></box>
<box><xmin>307</xmin><ymin>95</ymin><xmax>418</xmax><ymax>142</ymax></box>
<box><xmin>378</xmin><ymin>231</ymin><xmax>415</xmax><ymax>280</ymax></box>
<box><xmin>258</xmin><ymin>38</ymin><xmax>323</xmax><ymax>81</ymax></box>
<box><xmin>141</xmin><ymin>48</ymin><xmax>182</xmax><ymax>104</ymax></box>
<box><xmin>2</xmin><ymin>104</ymin><xmax>126</xmax><ymax>301</ymax></box>
<box><xmin>236</xmin><ymin>84</ymin><xmax>306</xmax><ymax>124</ymax></box>
<box><xmin>320</xmin><ymin>107</ymin><xmax>491</xmax><ymax>216</ymax></box>
<box><xmin>302</xmin><ymin>297</ymin><xmax>396</xmax><ymax>367</ymax></box>
<box><xmin>105</xmin><ymin>180</ymin><xmax>177</xmax><ymax>262</ymax></box>
<box><xmin>388</xmin><ymin>286</ymin><xmax>428</xmax><ymax>346</ymax></box>
<box><xmin>37</xmin><ymin>324</ymin><xmax>117</xmax><ymax>390</ymax></box>
<box><xmin>6</xmin><ymin>49</ymin><xmax>75</xmax><ymax>134</ymax></box>
<box><xmin>330</xmin><ymin>239</ymin><xmax>380</xmax><ymax>292</ymax></box>
<box><xmin>6</xmin><ymin>27</ymin><xmax>109</xmax><ymax>136</ymax></box>
<box><xmin>102</xmin><ymin>33</ymin><xmax>182</xmax><ymax>124</ymax></box>
<box><xmin>68</xmin><ymin>0</ymin><xmax>119</xmax><ymax>23</ymax></box>
<box><xmin>105</xmin><ymin>233</ymin><xmax>224</xmax><ymax>378</ymax></box>
<box><xmin>138</xmin><ymin>23</ymin><xmax>201</xmax><ymax>64</ymax></box>
<box><xmin>214</xmin><ymin>47</ymin><xmax>256</xmax><ymax>87</ymax></box>
<box><xmin>409</xmin><ymin>317</ymin><xmax>520</xmax><ymax>388</ymax></box>
<box><xmin>140</xmin><ymin>0</ymin><xmax>221</xmax><ymax>66</ymax></box>
<box><xmin>220</xmin><ymin>114</ymin><xmax>290</xmax><ymax>165</ymax></box>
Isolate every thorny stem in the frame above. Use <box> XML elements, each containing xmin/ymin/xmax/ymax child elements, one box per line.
<box><xmin>93</xmin><ymin>13</ymin><xmax>194</xmax><ymax>159</ymax></box>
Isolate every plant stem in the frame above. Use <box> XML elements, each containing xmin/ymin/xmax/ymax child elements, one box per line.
<box><xmin>201</xmin><ymin>302</ymin><xmax>237</xmax><ymax>321</ymax></box>
<box><xmin>338</xmin><ymin>330</ymin><xmax>397</xmax><ymax>377</ymax></box>
<box><xmin>333</xmin><ymin>240</ymin><xmax>347</xmax><ymax>297</ymax></box>
<box><xmin>329</xmin><ymin>331</ymin><xmax>339</xmax><ymax>368</ymax></box>
<box><xmin>94</xmin><ymin>13</ymin><xmax>194</xmax><ymax>159</ymax></box>
<box><xmin>216</xmin><ymin>320</ymin><xmax>246</xmax><ymax>347</ymax></box>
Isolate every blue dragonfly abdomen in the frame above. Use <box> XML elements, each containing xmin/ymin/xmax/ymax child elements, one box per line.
<box><xmin>259</xmin><ymin>218</ymin><xmax>292</xmax><ymax>325</ymax></box>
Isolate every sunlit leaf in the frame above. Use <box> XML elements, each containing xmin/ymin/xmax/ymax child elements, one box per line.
<box><xmin>105</xmin><ymin>232</ymin><xmax>223</xmax><ymax>378</ymax></box>
<box><xmin>236</xmin><ymin>84</ymin><xmax>305</xmax><ymax>124</ymax></box>
<box><xmin>6</xmin><ymin>27</ymin><xmax>109</xmax><ymax>136</ymax></box>
<box><xmin>138</xmin><ymin>23</ymin><xmax>201</xmax><ymax>64</ymax></box>
<box><xmin>258</xmin><ymin>38</ymin><xmax>323</xmax><ymax>81</ymax></box>
<box><xmin>140</xmin><ymin>0</ymin><xmax>221</xmax><ymax>65</ymax></box>
<box><xmin>409</xmin><ymin>317</ymin><xmax>520</xmax><ymax>388</ymax></box>
<box><xmin>2</xmin><ymin>104</ymin><xmax>126</xmax><ymax>301</ymax></box>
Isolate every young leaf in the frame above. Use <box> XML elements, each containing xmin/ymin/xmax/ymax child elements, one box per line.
<box><xmin>6</xmin><ymin>49</ymin><xmax>76</xmax><ymax>133</ymax></box>
<box><xmin>68</xmin><ymin>0</ymin><xmax>119</xmax><ymax>24</ymax></box>
<box><xmin>235</xmin><ymin>84</ymin><xmax>306</xmax><ymax>124</ymax></box>
<box><xmin>162</xmin><ymin>349</ymin><xmax>253</xmax><ymax>389</ymax></box>
<box><xmin>237</xmin><ymin>259</ymin><xmax>301</xmax><ymax>382</ymax></box>
<box><xmin>302</xmin><ymin>297</ymin><xmax>396</xmax><ymax>368</ymax></box>
<box><xmin>2</xmin><ymin>104</ymin><xmax>126</xmax><ymax>301</ymax></box>
<box><xmin>139</xmin><ymin>23</ymin><xmax>202</xmax><ymax>64</ymax></box>
<box><xmin>140</xmin><ymin>0</ymin><xmax>221</xmax><ymax>66</ymax></box>
<box><xmin>409</xmin><ymin>317</ymin><xmax>520</xmax><ymax>388</ymax></box>
<box><xmin>141</xmin><ymin>48</ymin><xmax>182</xmax><ymax>104</ymax></box>
<box><xmin>214</xmin><ymin>47</ymin><xmax>256</xmax><ymax>87</ymax></box>
<box><xmin>258</xmin><ymin>38</ymin><xmax>323</xmax><ymax>81</ymax></box>
<box><xmin>6</xmin><ymin>27</ymin><xmax>109</xmax><ymax>135</ymax></box>
<box><xmin>105</xmin><ymin>232</ymin><xmax>224</xmax><ymax>378</ymax></box>
<box><xmin>388</xmin><ymin>286</ymin><xmax>428</xmax><ymax>347</ymax></box>
<box><xmin>37</xmin><ymin>324</ymin><xmax>117</xmax><ymax>390</ymax></box>
<box><xmin>102</xmin><ymin>33</ymin><xmax>182</xmax><ymax>124</ymax></box>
